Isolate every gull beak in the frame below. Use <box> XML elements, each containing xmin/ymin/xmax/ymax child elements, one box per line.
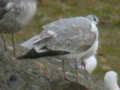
<box><xmin>98</xmin><ymin>21</ymin><xmax>104</xmax><ymax>25</ymax></box>
<box><xmin>97</xmin><ymin>52</ymin><xmax>104</xmax><ymax>56</ymax></box>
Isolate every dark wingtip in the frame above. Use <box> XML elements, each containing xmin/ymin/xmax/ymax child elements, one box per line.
<box><xmin>17</xmin><ymin>49</ymin><xmax>38</xmax><ymax>59</ymax></box>
<box><xmin>17</xmin><ymin>48</ymin><xmax>70</xmax><ymax>60</ymax></box>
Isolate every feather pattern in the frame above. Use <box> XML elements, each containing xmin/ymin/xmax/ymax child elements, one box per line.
<box><xmin>20</xmin><ymin>15</ymin><xmax>99</xmax><ymax>60</ymax></box>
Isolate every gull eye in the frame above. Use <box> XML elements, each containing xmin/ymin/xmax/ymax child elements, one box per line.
<box><xmin>93</xmin><ymin>17</ymin><xmax>96</xmax><ymax>21</ymax></box>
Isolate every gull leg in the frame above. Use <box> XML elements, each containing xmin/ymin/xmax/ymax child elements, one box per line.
<box><xmin>62</xmin><ymin>59</ymin><xmax>66</xmax><ymax>80</ymax></box>
<box><xmin>80</xmin><ymin>61</ymin><xmax>86</xmax><ymax>70</ymax></box>
<box><xmin>11</xmin><ymin>33</ymin><xmax>16</xmax><ymax>57</ymax></box>
<box><xmin>1</xmin><ymin>33</ymin><xmax>7</xmax><ymax>51</ymax></box>
<box><xmin>74</xmin><ymin>59</ymin><xmax>79</xmax><ymax>82</ymax></box>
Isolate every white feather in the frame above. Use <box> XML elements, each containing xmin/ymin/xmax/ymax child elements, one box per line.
<box><xmin>21</xmin><ymin>35</ymin><xmax>40</xmax><ymax>49</ymax></box>
<box><xmin>78</xmin><ymin>55</ymin><xmax>97</xmax><ymax>74</ymax></box>
<box><xmin>47</xmin><ymin>30</ymin><xmax>57</xmax><ymax>37</ymax></box>
<box><xmin>85</xmin><ymin>55</ymin><xmax>97</xmax><ymax>74</ymax></box>
<box><xmin>5</xmin><ymin>2</ymin><xmax>15</xmax><ymax>10</ymax></box>
<box><xmin>104</xmin><ymin>71</ymin><xmax>120</xmax><ymax>90</ymax></box>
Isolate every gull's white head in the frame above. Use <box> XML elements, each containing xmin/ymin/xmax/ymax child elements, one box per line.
<box><xmin>86</xmin><ymin>14</ymin><xmax>99</xmax><ymax>25</ymax></box>
<box><xmin>85</xmin><ymin>56</ymin><xmax>97</xmax><ymax>74</ymax></box>
<box><xmin>5</xmin><ymin>2</ymin><xmax>15</xmax><ymax>10</ymax></box>
<box><xmin>104</xmin><ymin>71</ymin><xmax>120</xmax><ymax>90</ymax></box>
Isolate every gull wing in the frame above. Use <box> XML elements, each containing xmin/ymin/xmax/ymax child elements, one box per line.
<box><xmin>39</xmin><ymin>17</ymin><xmax>96</xmax><ymax>54</ymax></box>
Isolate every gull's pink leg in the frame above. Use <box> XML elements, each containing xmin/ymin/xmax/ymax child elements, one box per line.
<box><xmin>62</xmin><ymin>59</ymin><xmax>67</xmax><ymax>80</ymax></box>
<box><xmin>74</xmin><ymin>59</ymin><xmax>79</xmax><ymax>82</ymax></box>
<box><xmin>11</xmin><ymin>33</ymin><xmax>16</xmax><ymax>57</ymax></box>
<box><xmin>1</xmin><ymin>33</ymin><xmax>7</xmax><ymax>51</ymax></box>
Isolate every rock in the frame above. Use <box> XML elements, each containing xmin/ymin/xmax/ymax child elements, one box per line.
<box><xmin>0</xmin><ymin>45</ymin><xmax>105</xmax><ymax>90</ymax></box>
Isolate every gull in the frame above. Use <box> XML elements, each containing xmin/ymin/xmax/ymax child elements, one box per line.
<box><xmin>78</xmin><ymin>55</ymin><xmax>97</xmax><ymax>74</ymax></box>
<box><xmin>104</xmin><ymin>71</ymin><xmax>120</xmax><ymax>90</ymax></box>
<box><xmin>0</xmin><ymin>0</ymin><xmax>37</xmax><ymax>56</ymax></box>
<box><xmin>18</xmin><ymin>14</ymin><xmax>101</xmax><ymax>81</ymax></box>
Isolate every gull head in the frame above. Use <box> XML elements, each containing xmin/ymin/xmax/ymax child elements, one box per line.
<box><xmin>104</xmin><ymin>71</ymin><xmax>119</xmax><ymax>90</ymax></box>
<box><xmin>5</xmin><ymin>2</ymin><xmax>15</xmax><ymax>10</ymax></box>
<box><xmin>86</xmin><ymin>14</ymin><xmax>99</xmax><ymax>25</ymax></box>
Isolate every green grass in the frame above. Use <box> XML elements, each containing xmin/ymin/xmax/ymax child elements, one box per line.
<box><xmin>8</xmin><ymin>0</ymin><xmax>120</xmax><ymax>80</ymax></box>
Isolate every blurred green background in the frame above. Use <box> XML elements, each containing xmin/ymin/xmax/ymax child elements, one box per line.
<box><xmin>15</xmin><ymin>0</ymin><xmax>120</xmax><ymax>79</ymax></box>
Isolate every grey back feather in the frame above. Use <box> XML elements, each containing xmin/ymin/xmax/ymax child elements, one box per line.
<box><xmin>35</xmin><ymin>17</ymin><xmax>96</xmax><ymax>54</ymax></box>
